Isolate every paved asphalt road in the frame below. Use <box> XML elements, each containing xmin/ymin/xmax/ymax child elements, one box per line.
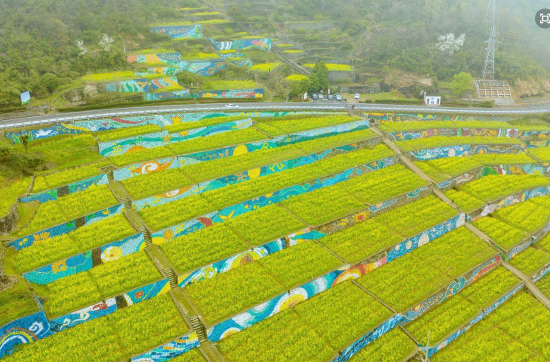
<box><xmin>1</xmin><ymin>101</ymin><xmax>549</xmax><ymax>129</ymax></box>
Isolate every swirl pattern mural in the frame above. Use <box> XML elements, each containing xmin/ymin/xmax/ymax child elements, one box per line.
<box><xmin>134</xmin><ymin>144</ymin><xmax>371</xmax><ymax>211</ymax></box>
<box><xmin>135</xmin><ymin>60</ymin><xmax>225</xmax><ymax>77</ymax></box>
<box><xmin>114</xmin><ymin>119</ymin><xmax>369</xmax><ymax>181</ymax></box>
<box><xmin>49</xmin><ymin>280</ymin><xmax>169</xmax><ymax>333</ymax></box>
<box><xmin>0</xmin><ymin>310</ymin><xmax>53</xmax><ymax>359</ymax></box>
<box><xmin>131</xmin><ymin>333</ymin><xmax>200</xmax><ymax>362</ymax></box>
<box><xmin>99</xmin><ymin>119</ymin><xmax>253</xmax><ymax>157</ymax></box>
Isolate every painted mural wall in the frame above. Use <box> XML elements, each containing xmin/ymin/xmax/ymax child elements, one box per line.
<box><xmin>99</xmin><ymin>118</ymin><xmax>253</xmax><ymax>157</ymax></box>
<box><xmin>8</xmin><ymin>204</ymin><xmax>124</xmax><ymax>251</ymax></box>
<box><xmin>150</xmin><ymin>25</ymin><xmax>203</xmax><ymax>39</ymax></box>
<box><xmin>20</xmin><ymin>174</ymin><xmax>109</xmax><ymax>204</ymax></box>
<box><xmin>410</xmin><ymin>144</ymin><xmax>524</xmax><ymax>161</ymax></box>
<box><xmin>209</xmin><ymin>38</ymin><xmax>272</xmax><ymax>51</ymax></box>
<box><xmin>113</xmin><ymin>118</ymin><xmax>367</xmax><ymax>181</ymax></box>
<box><xmin>134</xmin><ymin>60</ymin><xmax>225</xmax><ymax>77</ymax></box>
<box><xmin>144</xmin><ymin>88</ymin><xmax>264</xmax><ymax>101</ymax></box>
<box><xmin>0</xmin><ymin>307</ymin><xmax>53</xmax><ymax>359</ymax></box>
<box><xmin>105</xmin><ymin>77</ymin><xmax>179</xmax><ymax>93</ymax></box>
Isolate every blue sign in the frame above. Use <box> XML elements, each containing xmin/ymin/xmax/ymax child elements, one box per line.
<box><xmin>20</xmin><ymin>91</ymin><xmax>31</xmax><ymax>105</ymax></box>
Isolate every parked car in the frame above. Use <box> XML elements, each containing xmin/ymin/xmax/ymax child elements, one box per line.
<box><xmin>327</xmin><ymin>94</ymin><xmax>334</xmax><ymax>100</ymax></box>
<box><xmin>335</xmin><ymin>94</ymin><xmax>342</xmax><ymax>101</ymax></box>
<box><xmin>311</xmin><ymin>93</ymin><xmax>319</xmax><ymax>100</ymax></box>
<box><xmin>318</xmin><ymin>94</ymin><xmax>324</xmax><ymax>100</ymax></box>
<box><xmin>225</xmin><ymin>104</ymin><xmax>240</xmax><ymax>109</ymax></box>
<box><xmin>354</xmin><ymin>93</ymin><xmax>361</xmax><ymax>100</ymax></box>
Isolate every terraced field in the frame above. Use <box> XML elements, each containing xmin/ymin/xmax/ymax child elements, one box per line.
<box><xmin>2</xmin><ymin>111</ymin><xmax>550</xmax><ymax>362</ymax></box>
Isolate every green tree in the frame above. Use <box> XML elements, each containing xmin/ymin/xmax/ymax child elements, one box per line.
<box><xmin>41</xmin><ymin>73</ymin><xmax>59</xmax><ymax>93</ymax></box>
<box><xmin>20</xmin><ymin>134</ymin><xmax>30</xmax><ymax>153</ymax></box>
<box><xmin>450</xmin><ymin>72</ymin><xmax>474</xmax><ymax>97</ymax></box>
<box><xmin>176</xmin><ymin>71</ymin><xmax>198</xmax><ymax>87</ymax></box>
<box><xmin>0</xmin><ymin>143</ymin><xmax>11</xmax><ymax>162</ymax></box>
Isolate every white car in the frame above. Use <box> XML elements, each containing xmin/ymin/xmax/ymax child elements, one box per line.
<box><xmin>225</xmin><ymin>104</ymin><xmax>239</xmax><ymax>109</ymax></box>
<box><xmin>318</xmin><ymin>94</ymin><xmax>324</xmax><ymax>100</ymax></box>
<box><xmin>354</xmin><ymin>93</ymin><xmax>361</xmax><ymax>99</ymax></box>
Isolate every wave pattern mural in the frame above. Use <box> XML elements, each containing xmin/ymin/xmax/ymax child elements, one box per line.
<box><xmin>135</xmin><ymin>60</ymin><xmax>225</xmax><ymax>77</ymax></box>
<box><xmin>99</xmin><ymin>118</ymin><xmax>253</xmax><ymax>157</ymax></box>
<box><xmin>410</xmin><ymin>144</ymin><xmax>524</xmax><ymax>161</ymax></box>
<box><xmin>113</xmin><ymin>119</ymin><xmax>368</xmax><ymax>181</ymax></box>
<box><xmin>0</xmin><ymin>309</ymin><xmax>53</xmax><ymax>359</ymax></box>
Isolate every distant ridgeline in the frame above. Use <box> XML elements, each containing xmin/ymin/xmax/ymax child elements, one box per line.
<box><xmin>150</xmin><ymin>24</ymin><xmax>203</xmax><ymax>39</ymax></box>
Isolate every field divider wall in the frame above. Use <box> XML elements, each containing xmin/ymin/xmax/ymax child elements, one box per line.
<box><xmin>99</xmin><ymin>118</ymin><xmax>254</xmax><ymax>157</ymax></box>
<box><xmin>133</xmin><ymin>138</ymin><xmax>381</xmax><ymax>212</ymax></box>
<box><xmin>113</xmin><ymin>118</ymin><xmax>371</xmax><ymax>181</ymax></box>
<box><xmin>8</xmin><ymin>204</ymin><xmax>125</xmax><ymax>250</ymax></box>
<box><xmin>408</xmin><ymin>143</ymin><xmax>524</xmax><ymax>161</ymax></box>
<box><xmin>151</xmin><ymin>155</ymin><xmax>398</xmax><ymax>244</ymax></box>
<box><xmin>176</xmin><ymin>184</ymin><xmax>429</xmax><ymax>289</ymax></box>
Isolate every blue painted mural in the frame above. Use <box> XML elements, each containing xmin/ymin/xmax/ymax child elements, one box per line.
<box><xmin>150</xmin><ymin>25</ymin><xmax>203</xmax><ymax>39</ymax></box>
<box><xmin>20</xmin><ymin>174</ymin><xmax>109</xmax><ymax>204</ymax></box>
<box><xmin>210</xmin><ymin>38</ymin><xmax>272</xmax><ymax>51</ymax></box>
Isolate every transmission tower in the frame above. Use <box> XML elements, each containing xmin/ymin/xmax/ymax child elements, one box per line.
<box><xmin>481</xmin><ymin>0</ymin><xmax>498</xmax><ymax>80</ymax></box>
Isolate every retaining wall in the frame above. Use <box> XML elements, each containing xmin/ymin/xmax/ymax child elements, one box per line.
<box><xmin>409</xmin><ymin>144</ymin><xmax>525</xmax><ymax>161</ymax></box>
<box><xmin>99</xmin><ymin>118</ymin><xmax>253</xmax><ymax>157</ymax></box>
<box><xmin>134</xmin><ymin>140</ymin><xmax>381</xmax><ymax>211</ymax></box>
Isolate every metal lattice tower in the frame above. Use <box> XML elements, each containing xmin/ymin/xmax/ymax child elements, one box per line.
<box><xmin>481</xmin><ymin>0</ymin><xmax>498</xmax><ymax>80</ymax></box>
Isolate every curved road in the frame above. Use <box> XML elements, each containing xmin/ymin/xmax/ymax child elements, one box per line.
<box><xmin>1</xmin><ymin>101</ymin><xmax>549</xmax><ymax>130</ymax></box>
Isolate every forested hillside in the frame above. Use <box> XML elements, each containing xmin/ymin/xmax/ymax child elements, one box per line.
<box><xmin>0</xmin><ymin>0</ymin><xmax>548</xmax><ymax>106</ymax></box>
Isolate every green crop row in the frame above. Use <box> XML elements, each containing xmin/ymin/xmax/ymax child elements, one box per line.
<box><xmin>397</xmin><ymin>136</ymin><xmax>520</xmax><ymax>152</ymax></box>
<box><xmin>509</xmin><ymin>246</ymin><xmax>550</xmax><ymax>276</ymax></box>
<box><xmin>493</xmin><ymin>197</ymin><xmax>550</xmax><ymax>233</ymax></box>
<box><xmin>405</xmin><ymin>267</ymin><xmax>519</xmax><ymax>345</ymax></box>
<box><xmin>414</xmin><ymin>161</ymin><xmax>450</xmax><ymax>183</ymax></box>
<box><xmin>417</xmin><ymin>152</ymin><xmax>537</xmax><ymax>182</ymax></box>
<box><xmin>109</xmin><ymin>128</ymin><xmax>267</xmax><ymax>167</ymax></box>
<box><xmin>122</xmin><ymin>128</ymin><xmax>378</xmax><ymax>200</ymax></box>
<box><xmin>357</xmin><ymin>227</ymin><xmax>496</xmax><ymax>312</ymax></box>
<box><xmin>14</xmin><ymin>202</ymin><xmax>66</xmax><ymax>237</ymax></box>
<box><xmin>472</xmin><ymin>217</ymin><xmax>528</xmax><ymax>251</ymax></box>
<box><xmin>186</xmin><ymin>241</ymin><xmax>343</xmax><ymax>325</ymax></box>
<box><xmin>348</xmin><ymin>327</ymin><xmax>417</xmax><ymax>362</ymax></box>
<box><xmin>218</xmin><ymin>282</ymin><xmax>392</xmax><ymax>362</ymax></box>
<box><xmin>34</xmin><ymin>164</ymin><xmax>104</xmax><ymax>193</ymax></box>
<box><xmin>340</xmin><ymin>164</ymin><xmax>428</xmax><ymax>205</ymax></box>
<box><xmin>140</xmin><ymin>145</ymin><xmax>395</xmax><ymax>231</ymax></box>
<box><xmin>94</xmin><ymin>124</ymin><xmax>162</xmax><ymax>142</ymax></box>
<box><xmin>444</xmin><ymin>190</ymin><xmax>485</xmax><ymax>213</ymax></box>
<box><xmin>5</xmin><ymin>295</ymin><xmax>185</xmax><ymax>362</ymax></box>
<box><xmin>458</xmin><ymin>174</ymin><xmax>550</xmax><ymax>203</ymax></box>
<box><xmin>39</xmin><ymin>251</ymin><xmax>161</xmax><ymax>317</ymax></box>
<box><xmin>164</xmin><ymin>115</ymin><xmax>248</xmax><ymax>134</ymax></box>
<box><xmin>375</xmin><ymin>195</ymin><xmax>458</xmax><ymax>238</ymax></box>
<box><xmin>379</xmin><ymin>120</ymin><xmax>513</xmax><ymax>132</ymax></box>
<box><xmin>255</xmin><ymin>115</ymin><xmax>361</xmax><ymax>137</ymax></box>
<box><xmin>433</xmin><ymin>292</ymin><xmax>550</xmax><ymax>361</ymax></box>
<box><xmin>170</xmin><ymin>349</ymin><xmax>206</xmax><ymax>362</ymax></box>
<box><xmin>0</xmin><ymin>177</ymin><xmax>31</xmax><ymax>216</ymax></box>
<box><xmin>14</xmin><ymin>214</ymin><xmax>135</xmax><ymax>273</ymax></box>
<box><xmin>529</xmin><ymin>146</ymin><xmax>550</xmax><ymax>162</ymax></box>
<box><xmin>320</xmin><ymin>195</ymin><xmax>456</xmax><ymax>265</ymax></box>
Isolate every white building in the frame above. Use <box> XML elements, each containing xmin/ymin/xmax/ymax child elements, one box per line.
<box><xmin>424</xmin><ymin>94</ymin><xmax>441</xmax><ymax>105</ymax></box>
